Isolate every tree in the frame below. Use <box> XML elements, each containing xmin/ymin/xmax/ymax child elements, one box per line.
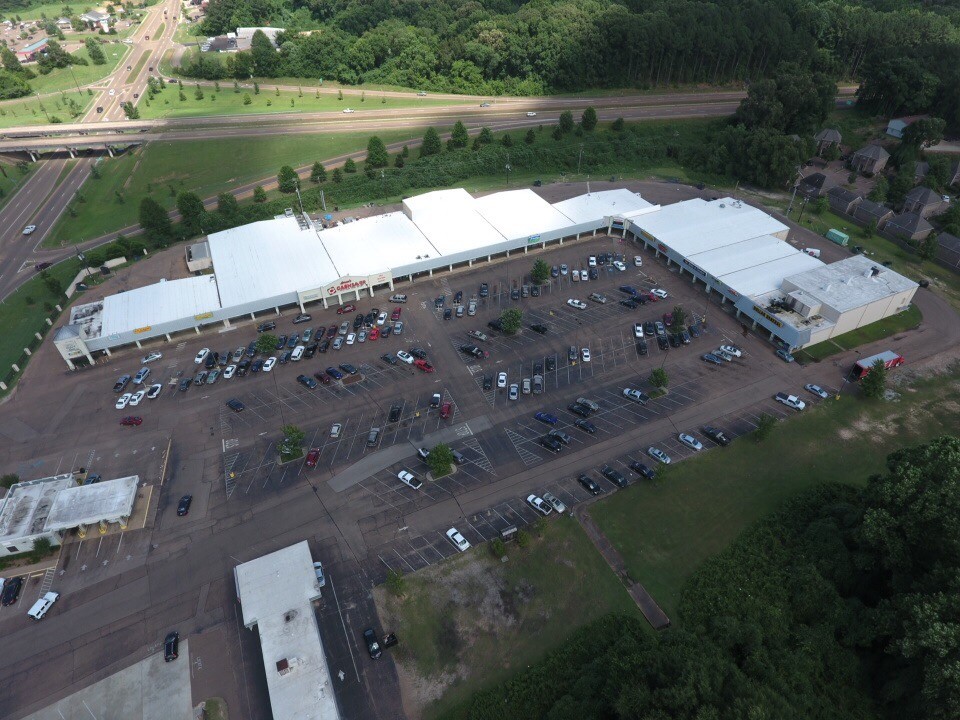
<box><xmin>649</xmin><ymin>367</ymin><xmax>668</xmax><ymax>389</ymax></box>
<box><xmin>250</xmin><ymin>29</ymin><xmax>278</xmax><ymax>77</ymax></box>
<box><xmin>0</xmin><ymin>473</ymin><xmax>19</xmax><ymax>489</ymax></box>
<box><xmin>255</xmin><ymin>333</ymin><xmax>277</xmax><ymax>354</ymax></box>
<box><xmin>343</xmin><ymin>158</ymin><xmax>356</xmax><ymax>173</ymax></box>
<box><xmin>252</xmin><ymin>185</ymin><xmax>267</xmax><ymax>203</ymax></box>
<box><xmin>427</xmin><ymin>443</ymin><xmax>454</xmax><ymax>477</ymax></box>
<box><xmin>670</xmin><ymin>305</ymin><xmax>686</xmax><ymax>332</ymax></box>
<box><xmin>499</xmin><ymin>307</ymin><xmax>522</xmax><ymax>334</ymax></box>
<box><xmin>1</xmin><ymin>46</ymin><xmax>23</xmax><ymax>73</ymax></box>
<box><xmin>902</xmin><ymin>117</ymin><xmax>946</xmax><ymax>149</ymax></box>
<box><xmin>531</xmin><ymin>259</ymin><xmax>550</xmax><ymax>284</ymax></box>
<box><xmin>501</xmin><ymin>133</ymin><xmax>513</xmax><ymax>147</ymax></box>
<box><xmin>490</xmin><ymin>537</ymin><xmax>506</xmax><ymax>558</ymax></box>
<box><xmin>524</xmin><ymin>128</ymin><xmax>536</xmax><ymax>145</ymax></box>
<box><xmin>139</xmin><ymin>197</ymin><xmax>171</xmax><ymax>241</ymax></box>
<box><xmin>478</xmin><ymin>127</ymin><xmax>493</xmax><ymax>144</ymax></box>
<box><xmin>176</xmin><ymin>191</ymin><xmax>205</xmax><ymax>233</ymax></box>
<box><xmin>558</xmin><ymin>110</ymin><xmax>574</xmax><ymax>133</ymax></box>
<box><xmin>365</xmin><ymin>136</ymin><xmax>389</xmax><ymax>167</ymax></box>
<box><xmin>612</xmin><ymin>117</ymin><xmax>625</xmax><ymax>131</ymax></box>
<box><xmin>194</xmin><ymin>84</ymin><xmax>204</xmax><ymax>100</ymax></box>
<box><xmin>277</xmin><ymin>165</ymin><xmax>298</xmax><ymax>193</ymax></box>
<box><xmin>754</xmin><ymin>413</ymin><xmax>778</xmax><ymax>442</ymax></box>
<box><xmin>421</xmin><ymin>126</ymin><xmax>442</xmax><ymax>157</ymax></box>
<box><xmin>84</xmin><ymin>37</ymin><xmax>105</xmax><ymax>64</ymax></box>
<box><xmin>278</xmin><ymin>424</ymin><xmax>305</xmax><ymax>461</ymax></box>
<box><xmin>30</xmin><ymin>537</ymin><xmax>52</xmax><ymax>563</ymax></box>
<box><xmin>0</xmin><ymin>71</ymin><xmax>31</xmax><ymax>100</ymax></box>
<box><xmin>217</xmin><ymin>192</ymin><xmax>238</xmax><ymax>217</ymax></box>
<box><xmin>869</xmin><ymin>176</ymin><xmax>889</xmax><ymax>203</ymax></box>
<box><xmin>450</xmin><ymin>120</ymin><xmax>469</xmax><ymax>149</ymax></box>
<box><xmin>242</xmin><ymin>92</ymin><xmax>251</xmax><ymax>105</ymax></box>
<box><xmin>918</xmin><ymin>235</ymin><xmax>939</xmax><ymax>261</ymax></box>
<box><xmin>332</xmin><ymin>168</ymin><xmax>342</xmax><ymax>183</ymax></box>
<box><xmin>310</xmin><ymin>161</ymin><xmax>327</xmax><ymax>183</ymax></box>
<box><xmin>581</xmin><ymin>106</ymin><xmax>598</xmax><ymax>131</ymax></box>
<box><xmin>889</xmin><ymin>164</ymin><xmax>915</xmax><ymax>207</ymax></box>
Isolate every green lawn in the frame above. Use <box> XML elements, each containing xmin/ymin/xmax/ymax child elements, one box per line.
<box><xmin>375</xmin><ymin>517</ymin><xmax>639</xmax><ymax>720</ymax></box>
<box><xmin>27</xmin><ymin>43</ymin><xmax>130</xmax><ymax>95</ymax></box>
<box><xmin>44</xmin><ymin>129</ymin><xmax>420</xmax><ymax>245</ymax></box>
<box><xmin>136</xmin><ymin>84</ymin><xmax>471</xmax><ymax>119</ymax></box>
<box><xmin>796</xmin><ymin>304</ymin><xmax>922</xmax><ymax>362</ymax></box>
<box><xmin>0</xmin><ymin>92</ymin><xmax>92</xmax><ymax>127</ymax></box>
<box><xmin>589</xmin><ymin>374</ymin><xmax>960</xmax><ymax>619</ymax></box>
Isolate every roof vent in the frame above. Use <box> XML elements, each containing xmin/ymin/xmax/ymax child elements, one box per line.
<box><xmin>870</xmin><ymin>266</ymin><xmax>881</xmax><ymax>277</ymax></box>
<box><xmin>284</xmin><ymin>610</ymin><xmax>298</xmax><ymax>623</ymax></box>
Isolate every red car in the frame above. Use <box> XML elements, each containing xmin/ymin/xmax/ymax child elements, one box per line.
<box><xmin>391</xmin><ymin>307</ymin><xmax>402</xmax><ymax>321</ymax></box>
<box><xmin>327</xmin><ymin>325</ymin><xmax>338</xmax><ymax>338</ymax></box>
<box><xmin>369</xmin><ymin>326</ymin><xmax>380</xmax><ymax>341</ymax></box>
<box><xmin>336</xmin><ymin>304</ymin><xmax>356</xmax><ymax>315</ymax></box>
<box><xmin>414</xmin><ymin>359</ymin><xmax>435</xmax><ymax>373</ymax></box>
<box><xmin>120</xmin><ymin>416</ymin><xmax>142</xmax><ymax>426</ymax></box>
<box><xmin>314</xmin><ymin>372</ymin><xmax>332</xmax><ymax>385</ymax></box>
<box><xmin>662</xmin><ymin>312</ymin><xmax>674</xmax><ymax>326</ymax></box>
<box><xmin>440</xmin><ymin>402</ymin><xmax>452</xmax><ymax>419</ymax></box>
<box><xmin>647</xmin><ymin>292</ymin><xmax>659</xmax><ymax>302</ymax></box>
<box><xmin>305</xmin><ymin>448</ymin><xmax>320</xmax><ymax>467</ymax></box>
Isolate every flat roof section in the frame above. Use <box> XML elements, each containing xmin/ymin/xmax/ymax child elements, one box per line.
<box><xmin>630</xmin><ymin>197</ymin><xmax>788</xmax><ymax>255</ymax></box>
<box><xmin>720</xmin><ymin>252</ymin><xmax>824</xmax><ymax>298</ymax></box>
<box><xmin>552</xmin><ymin>188</ymin><xmax>655</xmax><ymax>224</ymax></box>
<box><xmin>783</xmin><ymin>254</ymin><xmax>919</xmax><ymax>313</ymax></box>
<box><xmin>474</xmin><ymin>189</ymin><xmax>579</xmax><ymax>240</ymax></box>
<box><xmin>404</xmin><ymin>189</ymin><xmax>507</xmax><ymax>256</ymax></box>
<box><xmin>687</xmin><ymin>234</ymin><xmax>802</xmax><ymax>278</ymax></box>
<box><xmin>45</xmin><ymin>476</ymin><xmax>138</xmax><ymax>530</ymax></box>
<box><xmin>235</xmin><ymin>541</ymin><xmax>337</xmax><ymax>720</ymax></box>
<box><xmin>100</xmin><ymin>276</ymin><xmax>221</xmax><ymax>338</ymax></box>
<box><xmin>319</xmin><ymin>212</ymin><xmax>436</xmax><ymax>277</ymax></box>
<box><xmin>0</xmin><ymin>474</ymin><xmax>75</xmax><ymax>544</ymax></box>
<box><xmin>207</xmin><ymin>216</ymin><xmax>340</xmax><ymax>307</ymax></box>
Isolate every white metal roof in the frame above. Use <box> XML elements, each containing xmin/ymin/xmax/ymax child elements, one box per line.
<box><xmin>474</xmin><ymin>189</ymin><xmax>578</xmax><ymax>240</ymax></box>
<box><xmin>688</xmin><ymin>235</ymin><xmax>803</xmax><ymax>277</ymax></box>
<box><xmin>235</xmin><ymin>541</ymin><xmax>337</xmax><ymax>720</ymax></box>
<box><xmin>207</xmin><ymin>216</ymin><xmax>339</xmax><ymax>306</ymax></box>
<box><xmin>403</xmin><ymin>188</ymin><xmax>507</xmax><ymax>255</ymax></box>
<box><xmin>45</xmin><ymin>476</ymin><xmax>138</xmax><ymax>529</ymax></box>
<box><xmin>552</xmin><ymin>189</ymin><xmax>654</xmax><ymax>224</ymax></box>
<box><xmin>783</xmin><ymin>254</ymin><xmax>919</xmax><ymax>313</ymax></box>
<box><xmin>319</xmin><ymin>212</ymin><xmax>434</xmax><ymax>277</ymax></box>
<box><xmin>100</xmin><ymin>276</ymin><xmax>221</xmax><ymax>337</ymax></box>
<box><xmin>630</xmin><ymin>197</ymin><xmax>788</xmax><ymax>255</ymax></box>
<box><xmin>0</xmin><ymin>474</ymin><xmax>75</xmax><ymax>543</ymax></box>
<box><xmin>719</xmin><ymin>252</ymin><xmax>824</xmax><ymax>298</ymax></box>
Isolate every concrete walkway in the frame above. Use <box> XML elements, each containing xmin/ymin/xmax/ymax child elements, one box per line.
<box><xmin>327</xmin><ymin>415</ymin><xmax>493</xmax><ymax>492</ymax></box>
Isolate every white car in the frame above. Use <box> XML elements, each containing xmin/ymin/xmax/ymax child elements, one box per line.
<box><xmin>108</xmin><ymin>88</ymin><xmax>116</xmax><ymax>96</ymax></box>
<box><xmin>623</xmin><ymin>388</ymin><xmax>648</xmax><ymax>403</ymax></box>
<box><xmin>397</xmin><ymin>350</ymin><xmax>414</xmax><ymax>364</ymax></box>
<box><xmin>497</xmin><ymin>371</ymin><xmax>507</xmax><ymax>388</ymax></box>
<box><xmin>397</xmin><ymin>470</ymin><xmax>422</xmax><ymax>490</ymax></box>
<box><xmin>223</xmin><ymin>364</ymin><xmax>237</xmax><ymax>379</ymax></box>
<box><xmin>634</xmin><ymin>255</ymin><xmax>643</xmax><ymax>267</ymax></box>
<box><xmin>141</xmin><ymin>351</ymin><xmax>162</xmax><ymax>363</ymax></box>
<box><xmin>357</xmin><ymin>331</ymin><xmax>366</xmax><ymax>343</ymax></box>
<box><xmin>115</xmin><ymin>393</ymin><xmax>132</xmax><ymax>410</ymax></box>
<box><xmin>651</xmin><ymin>288</ymin><xmax>669</xmax><ymax>299</ymax></box>
<box><xmin>194</xmin><ymin>348</ymin><xmax>210</xmax><ymax>364</ymax></box>
<box><xmin>508</xmin><ymin>383</ymin><xmax>519</xmax><ymax>400</ymax></box>
<box><xmin>581</xmin><ymin>347</ymin><xmax>591</xmax><ymax>362</ymax></box>
<box><xmin>805</xmin><ymin>383</ymin><xmax>830</xmax><ymax>399</ymax></box>
<box><xmin>527</xmin><ymin>494</ymin><xmax>553</xmax><ymax>515</ymax></box>
<box><xmin>394</xmin><ymin>321</ymin><xmax>404</xmax><ymax>335</ymax></box>
<box><xmin>377</xmin><ymin>312</ymin><xmax>387</xmax><ymax>325</ymax></box>
<box><xmin>446</xmin><ymin>527</ymin><xmax>471</xmax><ymax>552</ymax></box>
<box><xmin>22</xmin><ymin>225</ymin><xmax>36</xmax><ymax>235</ymax></box>
<box><xmin>714</xmin><ymin>348</ymin><xmax>734</xmax><ymax>362</ymax></box>
<box><xmin>129</xmin><ymin>389</ymin><xmax>147</xmax><ymax>406</ymax></box>
<box><xmin>588</xmin><ymin>256</ymin><xmax>597</xmax><ymax>267</ymax></box>
<box><xmin>719</xmin><ymin>344</ymin><xmax>742</xmax><ymax>358</ymax></box>
<box><xmin>560</xmin><ymin>264</ymin><xmax>568</xmax><ymax>275</ymax></box>
<box><xmin>313</xmin><ymin>562</ymin><xmax>326</xmax><ymax>587</ymax></box>
<box><xmin>579</xmin><ymin>269</ymin><xmax>588</xmax><ymax>281</ymax></box>
<box><xmin>346</xmin><ymin>333</ymin><xmax>356</xmax><ymax>345</ymax></box>
<box><xmin>775</xmin><ymin>393</ymin><xmax>806</xmax><ymax>411</ymax></box>
<box><xmin>262</xmin><ymin>356</ymin><xmax>277</xmax><ymax>372</ymax></box>
<box><xmin>133</xmin><ymin>367</ymin><xmax>150</xmax><ymax>384</ymax></box>
<box><xmin>525</xmin><ymin>111</ymin><xmax>537</xmax><ymax>117</ymax></box>
<box><xmin>648</xmin><ymin>446</ymin><xmax>671</xmax><ymax>464</ymax></box>
<box><xmin>567</xmin><ymin>298</ymin><xmax>587</xmax><ymax>310</ymax></box>
<box><xmin>613</xmin><ymin>260</ymin><xmax>626</xmax><ymax>271</ymax></box>
<box><xmin>678</xmin><ymin>433</ymin><xmax>703</xmax><ymax>451</ymax></box>
<box><xmin>542</xmin><ymin>491</ymin><xmax>566</xmax><ymax>513</ymax></box>
<box><xmin>330</xmin><ymin>423</ymin><xmax>342</xmax><ymax>438</ymax></box>
<box><xmin>146</xmin><ymin>383</ymin><xmax>163</xmax><ymax>399</ymax></box>
<box><xmin>633</xmin><ymin>323</ymin><xmax>644</xmax><ymax>339</ymax></box>
<box><xmin>342</xmin><ymin>108</ymin><xmax>355</xmax><ymax>113</ymax></box>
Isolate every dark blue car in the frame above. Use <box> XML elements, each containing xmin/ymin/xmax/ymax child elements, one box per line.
<box><xmin>326</xmin><ymin>367</ymin><xmax>344</xmax><ymax>380</ymax></box>
<box><xmin>534</xmin><ymin>412</ymin><xmax>558</xmax><ymax>425</ymax></box>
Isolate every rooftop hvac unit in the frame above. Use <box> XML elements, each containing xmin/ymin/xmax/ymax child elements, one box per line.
<box><xmin>276</xmin><ymin>657</ymin><xmax>303</xmax><ymax>675</ymax></box>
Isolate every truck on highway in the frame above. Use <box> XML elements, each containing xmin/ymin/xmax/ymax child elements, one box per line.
<box><xmin>853</xmin><ymin>350</ymin><xmax>905</xmax><ymax>380</ymax></box>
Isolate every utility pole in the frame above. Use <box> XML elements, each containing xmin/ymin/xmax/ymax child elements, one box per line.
<box><xmin>785</xmin><ymin>165</ymin><xmax>803</xmax><ymax>216</ymax></box>
<box><xmin>796</xmin><ymin>196</ymin><xmax>809</xmax><ymax>223</ymax></box>
<box><xmin>577</xmin><ymin>143</ymin><xmax>584</xmax><ymax>174</ymax></box>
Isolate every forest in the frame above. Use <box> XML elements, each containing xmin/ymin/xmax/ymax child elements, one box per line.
<box><xmin>184</xmin><ymin>0</ymin><xmax>960</xmax><ymax>124</ymax></box>
<box><xmin>445</xmin><ymin>436</ymin><xmax>960</xmax><ymax>720</ymax></box>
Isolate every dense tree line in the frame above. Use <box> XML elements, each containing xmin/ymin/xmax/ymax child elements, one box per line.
<box><xmin>450</xmin><ymin>436</ymin><xmax>960</xmax><ymax>720</ymax></box>
<box><xmin>184</xmin><ymin>0</ymin><xmax>959</xmax><ymax>102</ymax></box>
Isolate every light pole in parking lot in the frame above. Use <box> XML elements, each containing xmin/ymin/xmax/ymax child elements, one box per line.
<box><xmin>835</xmin><ymin>349</ymin><xmax>860</xmax><ymax>400</ymax></box>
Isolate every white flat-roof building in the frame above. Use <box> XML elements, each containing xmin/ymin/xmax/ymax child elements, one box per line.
<box><xmin>235</xmin><ymin>541</ymin><xmax>338</xmax><ymax>720</ymax></box>
<box><xmin>0</xmin><ymin>474</ymin><xmax>138</xmax><ymax>557</ymax></box>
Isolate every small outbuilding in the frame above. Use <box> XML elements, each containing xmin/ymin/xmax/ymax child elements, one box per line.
<box><xmin>886</xmin><ymin>115</ymin><xmax>927</xmax><ymax>140</ymax></box>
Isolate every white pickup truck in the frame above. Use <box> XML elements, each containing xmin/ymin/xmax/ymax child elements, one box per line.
<box><xmin>775</xmin><ymin>392</ymin><xmax>806</xmax><ymax>411</ymax></box>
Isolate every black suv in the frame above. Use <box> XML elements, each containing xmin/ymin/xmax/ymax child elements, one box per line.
<box><xmin>602</xmin><ymin>465</ymin><xmax>628</xmax><ymax>488</ymax></box>
<box><xmin>276</xmin><ymin>335</ymin><xmax>287</xmax><ymax>349</ymax></box>
<box><xmin>702</xmin><ymin>426</ymin><xmax>731</xmax><ymax>446</ymax></box>
<box><xmin>409</xmin><ymin>347</ymin><xmax>428</xmax><ymax>360</ymax></box>
<box><xmin>257</xmin><ymin>321</ymin><xmax>276</xmax><ymax>332</ymax></box>
<box><xmin>575</xmin><ymin>418</ymin><xmax>596</xmax><ymax>433</ymax></box>
<box><xmin>479</xmin><ymin>283</ymin><xmax>489</xmax><ymax>298</ymax></box>
<box><xmin>204</xmin><ymin>353</ymin><xmax>217</xmax><ymax>370</ymax></box>
<box><xmin>482</xmin><ymin>375</ymin><xmax>493</xmax><ymax>390</ymax></box>
<box><xmin>286</xmin><ymin>334</ymin><xmax>299</xmax><ymax>349</ymax></box>
<box><xmin>339</xmin><ymin>363</ymin><xmax>358</xmax><ymax>375</ymax></box>
<box><xmin>388</xmin><ymin>404</ymin><xmax>402</xmax><ymax>422</ymax></box>
<box><xmin>237</xmin><ymin>360</ymin><xmax>251</xmax><ymax>376</ymax></box>
<box><xmin>539</xmin><ymin>435</ymin><xmax>563</xmax><ymax>453</ymax></box>
<box><xmin>164</xmin><ymin>631</ymin><xmax>180</xmax><ymax>661</ymax></box>
<box><xmin>636</xmin><ymin>339</ymin><xmax>648</xmax><ymax>355</ymax></box>
<box><xmin>487</xmin><ymin>318</ymin><xmax>503</xmax><ymax>332</ymax></box>
<box><xmin>246</xmin><ymin>341</ymin><xmax>258</xmax><ymax>357</ymax></box>
<box><xmin>226</xmin><ymin>398</ymin><xmax>245</xmax><ymax>412</ymax></box>
<box><xmin>297</xmin><ymin>374</ymin><xmax>318</xmax><ymax>389</ymax></box>
<box><xmin>1</xmin><ymin>576</ymin><xmax>23</xmax><ymax>606</ymax></box>
<box><xmin>177</xmin><ymin>495</ymin><xmax>193</xmax><ymax>515</ymax></box>
<box><xmin>353</xmin><ymin>314</ymin><xmax>364</xmax><ymax>330</ymax></box>
<box><xmin>381</xmin><ymin>354</ymin><xmax>398</xmax><ymax>365</ymax></box>
<box><xmin>656</xmin><ymin>335</ymin><xmax>669</xmax><ymax>351</ymax></box>
<box><xmin>363</xmin><ymin>628</ymin><xmax>382</xmax><ymax>659</ymax></box>
<box><xmin>545</xmin><ymin>356</ymin><xmax>556</xmax><ymax>372</ymax></box>
<box><xmin>530</xmin><ymin>324</ymin><xmax>548</xmax><ymax>334</ymax></box>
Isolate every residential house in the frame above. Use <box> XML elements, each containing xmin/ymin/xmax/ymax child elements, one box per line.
<box><xmin>55</xmin><ymin>17</ymin><xmax>73</xmax><ymax>29</ymax></box>
<box><xmin>937</xmin><ymin>233</ymin><xmax>960</xmax><ymax>270</ymax></box>
<box><xmin>914</xmin><ymin>162</ymin><xmax>929</xmax><ymax>184</ymax></box>
<box><xmin>80</xmin><ymin>10</ymin><xmax>111</xmax><ymax>32</ymax></box>
<box><xmin>850</xmin><ymin>145</ymin><xmax>890</xmax><ymax>175</ymax></box>
<box><xmin>853</xmin><ymin>199</ymin><xmax>894</xmax><ymax>229</ymax></box>
<box><xmin>814</xmin><ymin>128</ymin><xmax>842</xmax><ymax>153</ymax></box>
<box><xmin>797</xmin><ymin>172</ymin><xmax>836</xmax><ymax>199</ymax></box>
<box><xmin>15</xmin><ymin>38</ymin><xmax>48</xmax><ymax>62</ymax></box>
<box><xmin>886</xmin><ymin>212</ymin><xmax>933</xmax><ymax>242</ymax></box>
<box><xmin>886</xmin><ymin>115</ymin><xmax>927</xmax><ymax>140</ymax></box>
<box><xmin>827</xmin><ymin>187</ymin><xmax>861</xmax><ymax>215</ymax></box>
<box><xmin>903</xmin><ymin>186</ymin><xmax>947</xmax><ymax>218</ymax></box>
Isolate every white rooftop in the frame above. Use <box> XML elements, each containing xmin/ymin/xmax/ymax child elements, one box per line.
<box><xmin>720</xmin><ymin>252</ymin><xmax>824</xmax><ymax>298</ymax></box>
<box><xmin>0</xmin><ymin>474</ymin><xmax>75</xmax><ymax>543</ymax></box>
<box><xmin>474</xmin><ymin>189</ymin><xmax>578</xmax><ymax>240</ymax></box>
<box><xmin>45</xmin><ymin>476</ymin><xmax>138</xmax><ymax>529</ymax></box>
<box><xmin>403</xmin><ymin>188</ymin><xmax>507</xmax><ymax>255</ymax></box>
<box><xmin>784</xmin><ymin>254</ymin><xmax>919</xmax><ymax>313</ymax></box>
<box><xmin>552</xmin><ymin>188</ymin><xmax>655</xmax><ymax>224</ymax></box>
<box><xmin>629</xmin><ymin>197</ymin><xmax>788</xmax><ymax>255</ymax></box>
<box><xmin>100</xmin><ymin>275</ymin><xmax>221</xmax><ymax>338</ymax></box>
<box><xmin>687</xmin><ymin>235</ymin><xmax>799</xmax><ymax>277</ymax></box>
<box><xmin>235</xmin><ymin>541</ymin><xmax>337</xmax><ymax>720</ymax></box>
<box><xmin>207</xmin><ymin>216</ymin><xmax>339</xmax><ymax>307</ymax></box>
<box><xmin>319</xmin><ymin>211</ymin><xmax>433</xmax><ymax>277</ymax></box>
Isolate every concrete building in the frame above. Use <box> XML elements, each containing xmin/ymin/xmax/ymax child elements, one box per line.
<box><xmin>234</xmin><ymin>541</ymin><xmax>338</xmax><ymax>720</ymax></box>
<box><xmin>0</xmin><ymin>474</ymin><xmax>138</xmax><ymax>556</ymax></box>
<box><xmin>850</xmin><ymin>145</ymin><xmax>890</xmax><ymax>175</ymax></box>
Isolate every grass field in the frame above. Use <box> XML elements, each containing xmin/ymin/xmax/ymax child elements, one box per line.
<box><xmin>797</xmin><ymin>304</ymin><xmax>922</xmax><ymax>362</ymax></box>
<box><xmin>45</xmin><ymin>129</ymin><xmax>421</xmax><ymax>245</ymax></box>
<box><xmin>588</xmin><ymin>373</ymin><xmax>960</xmax><ymax>619</ymax></box>
<box><xmin>136</xmin><ymin>84</ymin><xmax>471</xmax><ymax>119</ymax></box>
<box><xmin>375</xmin><ymin>517</ymin><xmax>639</xmax><ymax>720</ymax></box>
<box><xmin>0</xmin><ymin>91</ymin><xmax>93</xmax><ymax>127</ymax></box>
<box><xmin>0</xmin><ymin>162</ymin><xmax>33</xmax><ymax>212</ymax></box>
<box><xmin>29</xmin><ymin>43</ymin><xmax>130</xmax><ymax>95</ymax></box>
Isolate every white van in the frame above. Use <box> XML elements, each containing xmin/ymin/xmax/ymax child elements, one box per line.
<box><xmin>28</xmin><ymin>591</ymin><xmax>59</xmax><ymax>620</ymax></box>
<box><xmin>803</xmin><ymin>248</ymin><xmax>821</xmax><ymax>258</ymax></box>
<box><xmin>291</xmin><ymin>345</ymin><xmax>305</xmax><ymax>362</ymax></box>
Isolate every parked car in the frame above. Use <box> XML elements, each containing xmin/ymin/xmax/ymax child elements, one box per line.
<box><xmin>775</xmin><ymin>392</ymin><xmax>806</xmax><ymax>410</ymax></box>
<box><xmin>398</xmin><ymin>470</ymin><xmax>422</xmax><ymax>490</ymax></box>
<box><xmin>262</xmin><ymin>357</ymin><xmax>277</xmax><ymax>371</ymax></box>
<box><xmin>702</xmin><ymin>426</ymin><xmax>731</xmax><ymax>446</ymax></box>
<box><xmin>568</xmin><ymin>403</ymin><xmax>591</xmax><ymax>418</ymax></box>
<box><xmin>702</xmin><ymin>353</ymin><xmax>723</xmax><ymax>365</ymax></box>
<box><xmin>177</xmin><ymin>495</ymin><xmax>192</xmax><ymax>515</ymax></box>
<box><xmin>113</xmin><ymin>374</ymin><xmax>131</xmax><ymax>393</ymax></box>
<box><xmin>257</xmin><ymin>321</ymin><xmax>276</xmax><ymax>332</ymax></box>
<box><xmin>527</xmin><ymin>494</ymin><xmax>553</xmax><ymax>515</ymax></box>
<box><xmin>119</xmin><ymin>416</ymin><xmax>142</xmax><ymax>426</ymax></box>
<box><xmin>363</xmin><ymin>628</ymin><xmax>382</xmax><ymax>659</ymax></box>
<box><xmin>293</xmin><ymin>313</ymin><xmax>311</xmax><ymax>324</ymax></box>
<box><xmin>446</xmin><ymin>527</ymin><xmax>471</xmax><ymax>552</ymax></box>
<box><xmin>678</xmin><ymin>433</ymin><xmax>703</xmax><ymax>451</ymax></box>
<box><xmin>141</xmin><ymin>351</ymin><xmax>163</xmax><ymax>364</ymax></box>
<box><xmin>805</xmin><ymin>383</ymin><xmax>830</xmax><ymax>399</ymax></box>
<box><xmin>566</xmin><ymin>298</ymin><xmax>587</xmax><ymax>310</ymax></box>
<box><xmin>647</xmin><ymin>447</ymin><xmax>671</xmax><ymax>464</ymax></box>
<box><xmin>305</xmin><ymin>448</ymin><xmax>321</xmax><ymax>467</ymax></box>
<box><xmin>539</xmin><ymin>435</ymin><xmax>563</xmax><ymax>453</ymax></box>
<box><xmin>629</xmin><ymin>461</ymin><xmax>656</xmax><ymax>480</ymax></box>
<box><xmin>226</xmin><ymin>398</ymin><xmax>245</xmax><ymax>412</ymax></box>
<box><xmin>776</xmin><ymin>348</ymin><xmax>795</xmax><ymax>363</ymax></box>
<box><xmin>601</xmin><ymin>466</ymin><xmax>628</xmax><ymax>488</ymax></box>
<box><xmin>508</xmin><ymin>383</ymin><xmax>519</xmax><ymax>400</ymax></box>
<box><xmin>194</xmin><ymin>348</ymin><xmax>210</xmax><ymax>364</ymax></box>
<box><xmin>623</xmin><ymin>388</ymin><xmax>649</xmax><ymax>404</ymax></box>
<box><xmin>719</xmin><ymin>344</ymin><xmax>742</xmax><ymax>358</ymax></box>
<box><xmin>164</xmin><ymin>632</ymin><xmax>179</xmax><ymax>661</ymax></box>
<box><xmin>578</xmin><ymin>474</ymin><xmax>602</xmax><ymax>495</ymax></box>
<box><xmin>534</xmin><ymin>411</ymin><xmax>558</xmax><ymax>425</ymax></box>
<box><xmin>575</xmin><ymin>418</ymin><xmax>596</xmax><ymax>433</ymax></box>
